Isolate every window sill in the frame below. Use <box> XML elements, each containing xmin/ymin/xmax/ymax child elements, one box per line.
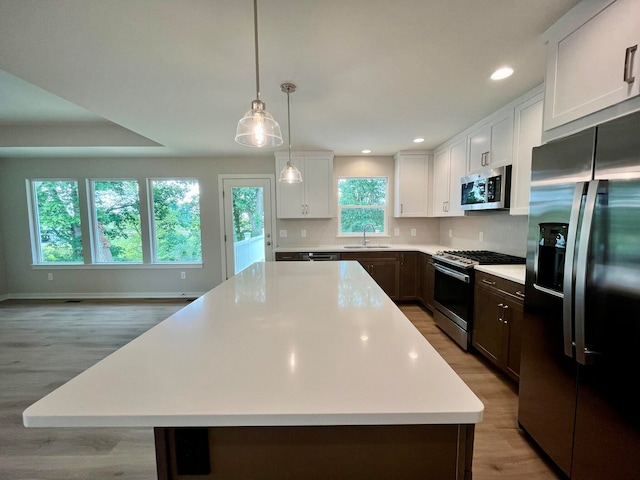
<box><xmin>32</xmin><ymin>263</ymin><xmax>203</xmax><ymax>270</ymax></box>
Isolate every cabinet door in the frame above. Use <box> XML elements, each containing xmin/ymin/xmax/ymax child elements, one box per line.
<box><xmin>502</xmin><ymin>295</ymin><xmax>523</xmax><ymax>381</ymax></box>
<box><xmin>543</xmin><ymin>0</ymin><xmax>640</xmax><ymax>130</ymax></box>
<box><xmin>424</xmin><ymin>255</ymin><xmax>435</xmax><ymax>310</ymax></box>
<box><xmin>467</xmin><ymin>124</ymin><xmax>491</xmax><ymax>173</ymax></box>
<box><xmin>398</xmin><ymin>252</ymin><xmax>418</xmax><ymax>301</ymax></box>
<box><xmin>431</xmin><ymin>149</ymin><xmax>450</xmax><ymax>216</ymax></box>
<box><xmin>489</xmin><ymin>113</ymin><xmax>514</xmax><ymax>169</ymax></box>
<box><xmin>472</xmin><ymin>286</ymin><xmax>504</xmax><ymax>366</ymax></box>
<box><xmin>370</xmin><ymin>261</ymin><xmax>400</xmax><ymax>300</ymax></box>
<box><xmin>394</xmin><ymin>153</ymin><xmax>429</xmax><ymax>217</ymax></box>
<box><xmin>447</xmin><ymin>140</ymin><xmax>466</xmax><ymax>216</ymax></box>
<box><xmin>276</xmin><ymin>155</ymin><xmax>305</xmax><ymax>218</ymax></box>
<box><xmin>304</xmin><ymin>155</ymin><xmax>333</xmax><ymax>218</ymax></box>
<box><xmin>418</xmin><ymin>253</ymin><xmax>427</xmax><ymax>305</ymax></box>
<box><xmin>467</xmin><ymin>112</ymin><xmax>514</xmax><ymax>173</ymax></box>
<box><xmin>341</xmin><ymin>252</ymin><xmax>399</xmax><ymax>300</ymax></box>
<box><xmin>510</xmin><ymin>94</ymin><xmax>543</xmax><ymax>215</ymax></box>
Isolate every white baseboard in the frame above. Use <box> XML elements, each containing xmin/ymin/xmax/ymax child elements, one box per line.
<box><xmin>2</xmin><ymin>291</ymin><xmax>204</xmax><ymax>301</ymax></box>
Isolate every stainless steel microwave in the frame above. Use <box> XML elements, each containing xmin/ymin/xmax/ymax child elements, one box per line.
<box><xmin>460</xmin><ymin>165</ymin><xmax>512</xmax><ymax>211</ymax></box>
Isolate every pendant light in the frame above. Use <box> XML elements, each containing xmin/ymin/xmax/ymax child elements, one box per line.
<box><xmin>278</xmin><ymin>83</ymin><xmax>303</xmax><ymax>183</ymax></box>
<box><xmin>235</xmin><ymin>0</ymin><xmax>283</xmax><ymax>148</ymax></box>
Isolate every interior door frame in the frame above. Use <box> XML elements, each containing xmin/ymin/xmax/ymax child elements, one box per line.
<box><xmin>218</xmin><ymin>174</ymin><xmax>277</xmax><ymax>280</ymax></box>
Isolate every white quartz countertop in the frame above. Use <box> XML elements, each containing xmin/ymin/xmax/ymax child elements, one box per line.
<box><xmin>474</xmin><ymin>264</ymin><xmax>526</xmax><ymax>285</ymax></box>
<box><xmin>23</xmin><ymin>261</ymin><xmax>484</xmax><ymax>429</ymax></box>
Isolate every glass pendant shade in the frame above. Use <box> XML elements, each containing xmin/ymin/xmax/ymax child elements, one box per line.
<box><xmin>279</xmin><ymin>160</ymin><xmax>303</xmax><ymax>183</ymax></box>
<box><xmin>235</xmin><ymin>100</ymin><xmax>283</xmax><ymax>148</ymax></box>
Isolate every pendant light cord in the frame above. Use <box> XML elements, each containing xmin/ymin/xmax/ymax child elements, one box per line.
<box><xmin>287</xmin><ymin>89</ymin><xmax>292</xmax><ymax>163</ymax></box>
<box><xmin>253</xmin><ymin>0</ymin><xmax>261</xmax><ymax>101</ymax></box>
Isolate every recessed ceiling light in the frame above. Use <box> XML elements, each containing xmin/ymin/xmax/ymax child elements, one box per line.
<box><xmin>413</xmin><ymin>137</ymin><xmax>425</xmax><ymax>143</ymax></box>
<box><xmin>491</xmin><ymin>66</ymin><xmax>514</xmax><ymax>80</ymax></box>
<box><xmin>362</xmin><ymin>149</ymin><xmax>371</xmax><ymax>154</ymax></box>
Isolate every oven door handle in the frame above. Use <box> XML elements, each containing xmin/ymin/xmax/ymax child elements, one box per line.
<box><xmin>434</xmin><ymin>263</ymin><xmax>470</xmax><ymax>283</ymax></box>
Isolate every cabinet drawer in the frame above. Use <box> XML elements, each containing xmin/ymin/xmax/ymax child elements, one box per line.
<box><xmin>275</xmin><ymin>252</ymin><xmax>301</xmax><ymax>261</ymax></box>
<box><xmin>341</xmin><ymin>251</ymin><xmax>399</xmax><ymax>262</ymax></box>
<box><xmin>475</xmin><ymin>272</ymin><xmax>525</xmax><ymax>302</ymax></box>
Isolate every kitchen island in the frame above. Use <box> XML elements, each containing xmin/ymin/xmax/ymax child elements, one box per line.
<box><xmin>23</xmin><ymin>261</ymin><xmax>483</xmax><ymax>479</ymax></box>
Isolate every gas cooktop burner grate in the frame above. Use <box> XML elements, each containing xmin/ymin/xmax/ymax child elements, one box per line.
<box><xmin>441</xmin><ymin>250</ymin><xmax>526</xmax><ymax>265</ymax></box>
<box><xmin>434</xmin><ymin>250</ymin><xmax>525</xmax><ymax>268</ymax></box>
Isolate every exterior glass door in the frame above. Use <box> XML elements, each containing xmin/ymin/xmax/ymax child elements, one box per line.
<box><xmin>222</xmin><ymin>178</ymin><xmax>273</xmax><ymax>279</ymax></box>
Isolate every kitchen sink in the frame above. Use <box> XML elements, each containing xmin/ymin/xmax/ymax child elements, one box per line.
<box><xmin>343</xmin><ymin>244</ymin><xmax>391</xmax><ymax>249</ymax></box>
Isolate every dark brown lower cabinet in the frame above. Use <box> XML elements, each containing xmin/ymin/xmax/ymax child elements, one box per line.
<box><xmin>341</xmin><ymin>251</ymin><xmax>400</xmax><ymax>300</ymax></box>
<box><xmin>398</xmin><ymin>251</ymin><xmax>418</xmax><ymax>301</ymax></box>
<box><xmin>472</xmin><ymin>272</ymin><xmax>524</xmax><ymax>382</ymax></box>
<box><xmin>418</xmin><ymin>253</ymin><xmax>435</xmax><ymax>311</ymax></box>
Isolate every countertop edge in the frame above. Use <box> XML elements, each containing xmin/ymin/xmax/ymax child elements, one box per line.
<box><xmin>473</xmin><ymin>265</ymin><xmax>526</xmax><ymax>285</ymax></box>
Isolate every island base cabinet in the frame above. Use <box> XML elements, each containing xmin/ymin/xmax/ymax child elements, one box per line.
<box><xmin>155</xmin><ymin>424</ymin><xmax>475</xmax><ymax>480</ymax></box>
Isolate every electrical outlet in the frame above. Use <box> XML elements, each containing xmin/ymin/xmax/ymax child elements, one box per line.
<box><xmin>47</xmin><ymin>272</ymin><xmax>53</xmax><ymax>281</ymax></box>
<box><xmin>411</xmin><ymin>228</ymin><xmax>417</xmax><ymax>236</ymax></box>
<box><xmin>479</xmin><ymin>231</ymin><xmax>484</xmax><ymax>242</ymax></box>
<box><xmin>301</xmin><ymin>230</ymin><xmax>306</xmax><ymax>238</ymax></box>
<box><xmin>449</xmin><ymin>229</ymin><xmax>453</xmax><ymax>238</ymax></box>
<box><xmin>279</xmin><ymin>230</ymin><xmax>287</xmax><ymax>238</ymax></box>
<box><xmin>394</xmin><ymin>228</ymin><xmax>400</xmax><ymax>236</ymax></box>
<box><xmin>180</xmin><ymin>271</ymin><xmax>186</xmax><ymax>280</ymax></box>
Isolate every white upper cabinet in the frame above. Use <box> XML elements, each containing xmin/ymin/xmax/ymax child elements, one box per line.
<box><xmin>543</xmin><ymin>0</ymin><xmax>640</xmax><ymax>131</ymax></box>
<box><xmin>467</xmin><ymin>109</ymin><xmax>514</xmax><ymax>174</ymax></box>
<box><xmin>275</xmin><ymin>151</ymin><xmax>334</xmax><ymax>218</ymax></box>
<box><xmin>510</xmin><ymin>92</ymin><xmax>543</xmax><ymax>215</ymax></box>
<box><xmin>431</xmin><ymin>139</ymin><xmax>465</xmax><ymax>217</ymax></box>
<box><xmin>394</xmin><ymin>152</ymin><xmax>430</xmax><ymax>217</ymax></box>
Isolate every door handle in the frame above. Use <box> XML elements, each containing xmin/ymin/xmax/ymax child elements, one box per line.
<box><xmin>624</xmin><ymin>45</ymin><xmax>637</xmax><ymax>84</ymax></box>
<box><xmin>562</xmin><ymin>182</ymin><xmax>586</xmax><ymax>358</ymax></box>
<box><xmin>574</xmin><ymin>180</ymin><xmax>602</xmax><ymax>365</ymax></box>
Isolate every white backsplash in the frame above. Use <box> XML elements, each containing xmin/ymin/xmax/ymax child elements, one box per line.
<box><xmin>275</xmin><ymin>217</ymin><xmax>441</xmax><ymax>247</ymax></box>
<box><xmin>275</xmin><ymin>212</ymin><xmax>528</xmax><ymax>257</ymax></box>
<box><xmin>439</xmin><ymin>212</ymin><xmax>528</xmax><ymax>257</ymax></box>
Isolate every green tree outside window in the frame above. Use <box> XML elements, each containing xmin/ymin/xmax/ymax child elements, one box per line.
<box><xmin>33</xmin><ymin>180</ymin><xmax>83</xmax><ymax>263</ymax></box>
<box><xmin>338</xmin><ymin>177</ymin><xmax>387</xmax><ymax>234</ymax></box>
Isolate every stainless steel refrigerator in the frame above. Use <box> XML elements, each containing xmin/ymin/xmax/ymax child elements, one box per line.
<box><xmin>518</xmin><ymin>110</ymin><xmax>640</xmax><ymax>479</ymax></box>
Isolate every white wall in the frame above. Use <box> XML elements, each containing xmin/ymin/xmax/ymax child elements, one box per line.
<box><xmin>275</xmin><ymin>156</ymin><xmax>441</xmax><ymax>247</ymax></box>
<box><xmin>0</xmin><ymin>155</ymin><xmax>529</xmax><ymax>299</ymax></box>
<box><xmin>0</xmin><ymin>155</ymin><xmax>274</xmax><ymax>298</ymax></box>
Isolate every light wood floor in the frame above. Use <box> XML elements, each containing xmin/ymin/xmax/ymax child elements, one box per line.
<box><xmin>0</xmin><ymin>299</ymin><xmax>562</xmax><ymax>480</ymax></box>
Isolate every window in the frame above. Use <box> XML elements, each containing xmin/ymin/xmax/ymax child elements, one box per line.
<box><xmin>92</xmin><ymin>180</ymin><xmax>143</xmax><ymax>263</ymax></box>
<box><xmin>30</xmin><ymin>180</ymin><xmax>84</xmax><ymax>263</ymax></box>
<box><xmin>150</xmin><ymin>179</ymin><xmax>202</xmax><ymax>262</ymax></box>
<box><xmin>337</xmin><ymin>177</ymin><xmax>388</xmax><ymax>236</ymax></box>
<box><xmin>28</xmin><ymin>177</ymin><xmax>203</xmax><ymax>266</ymax></box>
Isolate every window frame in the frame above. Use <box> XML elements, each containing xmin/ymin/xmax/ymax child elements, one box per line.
<box><xmin>148</xmin><ymin>178</ymin><xmax>202</xmax><ymax>264</ymax></box>
<box><xmin>89</xmin><ymin>178</ymin><xmax>143</xmax><ymax>264</ymax></box>
<box><xmin>27</xmin><ymin>178</ymin><xmax>85</xmax><ymax>265</ymax></box>
<box><xmin>337</xmin><ymin>176</ymin><xmax>389</xmax><ymax>237</ymax></box>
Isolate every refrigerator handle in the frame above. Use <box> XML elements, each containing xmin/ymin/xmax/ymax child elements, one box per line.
<box><xmin>562</xmin><ymin>182</ymin><xmax>585</xmax><ymax>358</ymax></box>
<box><xmin>574</xmin><ymin>180</ymin><xmax>600</xmax><ymax>365</ymax></box>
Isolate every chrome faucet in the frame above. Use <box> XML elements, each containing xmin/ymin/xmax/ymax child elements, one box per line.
<box><xmin>362</xmin><ymin>223</ymin><xmax>376</xmax><ymax>245</ymax></box>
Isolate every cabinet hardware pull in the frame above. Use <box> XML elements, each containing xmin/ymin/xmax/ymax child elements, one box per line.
<box><xmin>481</xmin><ymin>279</ymin><xmax>496</xmax><ymax>286</ymax></box>
<box><xmin>515</xmin><ymin>290</ymin><xmax>525</xmax><ymax>298</ymax></box>
<box><xmin>401</xmin><ymin>203</ymin><xmax>404</xmax><ymax>214</ymax></box>
<box><xmin>624</xmin><ymin>45</ymin><xmax>637</xmax><ymax>84</ymax></box>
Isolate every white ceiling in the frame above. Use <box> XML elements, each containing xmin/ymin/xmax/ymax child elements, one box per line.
<box><xmin>0</xmin><ymin>0</ymin><xmax>580</xmax><ymax>159</ymax></box>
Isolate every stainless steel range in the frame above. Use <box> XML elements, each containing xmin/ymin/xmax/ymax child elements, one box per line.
<box><xmin>431</xmin><ymin>250</ymin><xmax>525</xmax><ymax>350</ymax></box>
